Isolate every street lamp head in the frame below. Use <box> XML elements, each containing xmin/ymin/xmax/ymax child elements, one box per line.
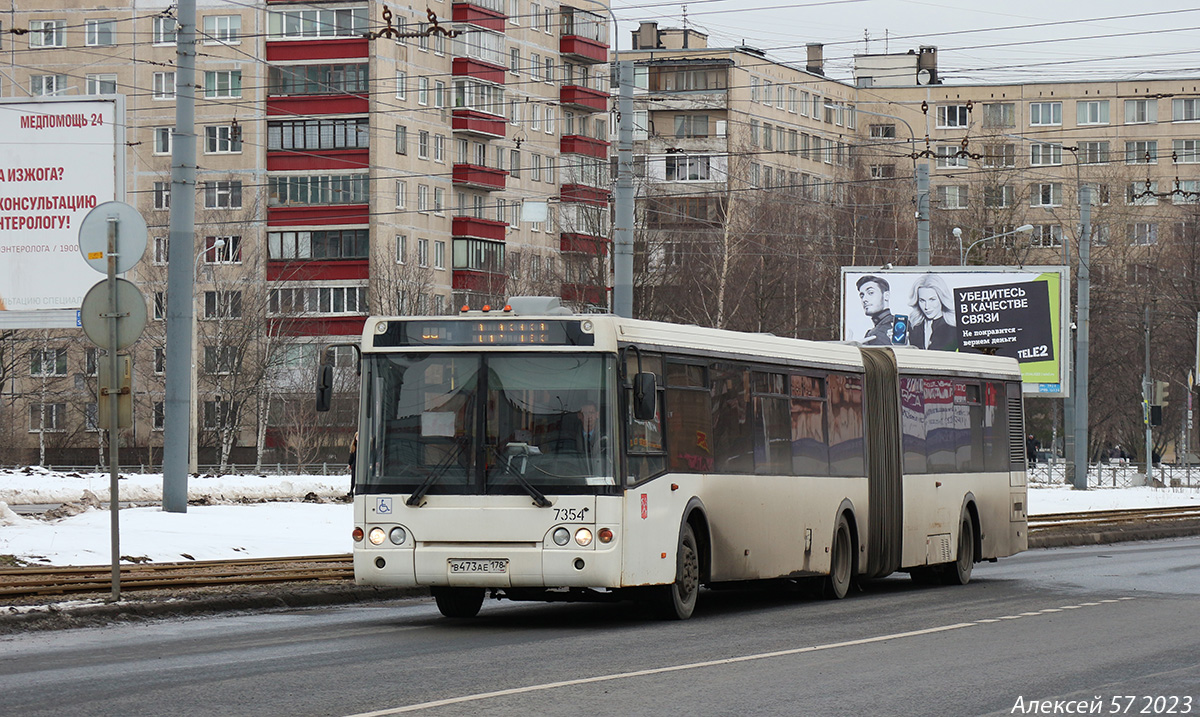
<box><xmin>212</xmin><ymin>238</ymin><xmax>227</xmax><ymax>249</ymax></box>
<box><xmin>952</xmin><ymin>227</ymin><xmax>963</xmax><ymax>238</ymax></box>
<box><xmin>1015</xmin><ymin>224</ymin><xmax>1034</xmax><ymax>233</ymax></box>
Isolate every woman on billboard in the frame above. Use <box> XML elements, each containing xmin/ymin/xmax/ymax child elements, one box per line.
<box><xmin>908</xmin><ymin>273</ymin><xmax>957</xmax><ymax>351</ymax></box>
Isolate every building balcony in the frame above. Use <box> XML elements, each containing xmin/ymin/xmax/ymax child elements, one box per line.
<box><xmin>266</xmin><ymin>259</ymin><xmax>368</xmax><ymax>282</ymax></box>
<box><xmin>560</xmin><ymin>35</ymin><xmax>608</xmax><ymax>64</ymax></box>
<box><xmin>561</xmin><ymin>282</ymin><xmax>606</xmax><ymax>306</ymax></box>
<box><xmin>271</xmin><ymin>316</ymin><xmax>366</xmax><ymax>338</ymax></box>
<box><xmin>267</xmin><ymin>94</ymin><xmax>368</xmax><ymax>116</ymax></box>
<box><xmin>561</xmin><ymin>134</ymin><xmax>610</xmax><ymax>159</ymax></box>
<box><xmin>452</xmin><ymin>215</ymin><xmax>508</xmax><ymax>242</ymax></box>
<box><xmin>453</xmin><ymin>269</ymin><xmax>507</xmax><ymax>295</ymax></box>
<box><xmin>452</xmin><ymin>109</ymin><xmax>507</xmax><ymax>139</ymax></box>
<box><xmin>266</xmin><ymin>148</ymin><xmax>369</xmax><ymax>172</ymax></box>
<box><xmin>452</xmin><ymin>0</ymin><xmax>507</xmax><ymax>32</ymax></box>
<box><xmin>560</xmin><ymin>183</ymin><xmax>610</xmax><ymax>206</ymax></box>
<box><xmin>453</xmin><ymin>57</ymin><xmax>506</xmax><ymax>85</ymax></box>
<box><xmin>561</xmin><ymin>233</ymin><xmax>609</xmax><ymax>254</ymax></box>
<box><xmin>453</xmin><ymin>164</ymin><xmax>508</xmax><ymax>191</ymax></box>
<box><xmin>560</xmin><ymin>85</ymin><xmax>609</xmax><ymax>113</ymax></box>
<box><xmin>265</xmin><ymin>38</ymin><xmax>368</xmax><ymax>62</ymax></box>
<box><xmin>267</xmin><ymin>204</ymin><xmax>370</xmax><ymax>226</ymax></box>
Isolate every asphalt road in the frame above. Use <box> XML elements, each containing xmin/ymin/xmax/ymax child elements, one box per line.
<box><xmin>2</xmin><ymin>538</ymin><xmax>1198</xmax><ymax>717</ymax></box>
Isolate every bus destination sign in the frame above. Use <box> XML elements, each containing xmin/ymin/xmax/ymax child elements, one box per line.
<box><xmin>373</xmin><ymin>319</ymin><xmax>596</xmax><ymax>347</ymax></box>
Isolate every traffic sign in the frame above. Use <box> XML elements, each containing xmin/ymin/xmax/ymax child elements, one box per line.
<box><xmin>80</xmin><ymin>278</ymin><xmax>147</xmax><ymax>350</ymax></box>
<box><xmin>78</xmin><ymin>201</ymin><xmax>147</xmax><ymax>275</ymax></box>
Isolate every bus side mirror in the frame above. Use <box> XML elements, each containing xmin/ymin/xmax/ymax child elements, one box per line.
<box><xmin>315</xmin><ymin>363</ymin><xmax>334</xmax><ymax>412</ymax></box>
<box><xmin>633</xmin><ymin>372</ymin><xmax>656</xmax><ymax>421</ymax></box>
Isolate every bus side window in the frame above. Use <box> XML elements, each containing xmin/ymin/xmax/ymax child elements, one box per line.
<box><xmin>828</xmin><ymin>373</ymin><xmax>866</xmax><ymax>476</ymax></box>
<box><xmin>899</xmin><ymin>377</ymin><xmax>927</xmax><ymax>474</ymax></box>
<box><xmin>752</xmin><ymin>371</ymin><xmax>792</xmax><ymax>475</ymax></box>
<box><xmin>710</xmin><ymin>362</ymin><xmax>754</xmax><ymax>474</ymax></box>
<box><xmin>983</xmin><ymin>382</ymin><xmax>1008</xmax><ymax>472</ymax></box>
<box><xmin>626</xmin><ymin>353</ymin><xmax>666</xmax><ymax>483</ymax></box>
<box><xmin>665</xmin><ymin>361</ymin><xmax>713</xmax><ymax>473</ymax></box>
<box><xmin>790</xmin><ymin>374</ymin><xmax>829</xmax><ymax>476</ymax></box>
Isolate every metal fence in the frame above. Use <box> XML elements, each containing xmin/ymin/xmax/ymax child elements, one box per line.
<box><xmin>1</xmin><ymin>463</ymin><xmax>352</xmax><ymax>477</ymax></box>
<box><xmin>1027</xmin><ymin>462</ymin><xmax>1200</xmax><ymax>489</ymax></box>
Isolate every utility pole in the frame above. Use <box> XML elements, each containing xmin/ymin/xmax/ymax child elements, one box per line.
<box><xmin>1144</xmin><ymin>303</ymin><xmax>1153</xmax><ymax>484</ymax></box>
<box><xmin>916</xmin><ymin>164</ymin><xmax>930</xmax><ymax>265</ymax></box>
<box><xmin>163</xmin><ymin>0</ymin><xmax>197</xmax><ymax>513</ymax></box>
<box><xmin>1072</xmin><ymin>185</ymin><xmax>1091</xmax><ymax>490</ymax></box>
<box><xmin>613</xmin><ymin>60</ymin><xmax>634</xmax><ymax>318</ymax></box>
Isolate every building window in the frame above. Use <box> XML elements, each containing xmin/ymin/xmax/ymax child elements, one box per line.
<box><xmin>983</xmin><ymin>185</ymin><xmax>1014</xmax><ymax>208</ymax></box>
<box><xmin>418</xmin><ymin>131</ymin><xmax>429</xmax><ymax>159</ymax></box>
<box><xmin>434</xmin><ymin>240</ymin><xmax>446</xmax><ymax>270</ymax></box>
<box><xmin>1175</xmin><ymin>139</ymin><xmax>1200</xmax><ymax>163</ymax></box>
<box><xmin>204</xmin><ymin>181</ymin><xmax>243</xmax><ymax>209</ymax></box>
<box><xmin>268</xmin><ymin>229</ymin><xmax>369</xmax><ymax>260</ymax></box>
<box><xmin>395</xmin><ymin>180</ymin><xmax>407</xmax><ymax>209</ymax></box>
<box><xmin>452</xmin><ymin>238</ymin><xmax>505</xmax><ymax>272</ymax></box>
<box><xmin>205</xmin><ymin>125</ymin><xmax>242</xmax><ymax>154</ymax></box>
<box><xmin>418</xmin><ymin>77</ymin><xmax>429</xmax><ymax>105</ymax></box>
<box><xmin>396</xmin><ymin>235</ymin><xmax>408</xmax><ymax>264</ymax></box>
<box><xmin>982</xmin><ymin>102</ymin><xmax>1015</xmax><ymax>128</ymax></box>
<box><xmin>203</xmin><ymin>400</ymin><xmax>240</xmax><ymax>430</ymax></box>
<box><xmin>86</xmin><ymin>348</ymin><xmax>99</xmax><ymax>376</ymax></box>
<box><xmin>154</xmin><ymin>236</ymin><xmax>169</xmax><ymax>264</ymax></box>
<box><xmin>268</xmin><ymin>117</ymin><xmax>369</xmax><ymax>151</ymax></box>
<box><xmin>418</xmin><ymin>238</ymin><xmax>430</xmax><ymax>267</ymax></box>
<box><xmin>203</xmin><ymin>290</ymin><xmax>243</xmax><ymax>319</ymax></box>
<box><xmin>86</xmin><ymin>73</ymin><xmax>118</xmax><ymax>95</ymax></box>
<box><xmin>1029</xmin><ymin>142</ymin><xmax>1062</xmax><ymax>166</ymax></box>
<box><xmin>936</xmin><ymin>105</ymin><xmax>969</xmax><ymax>128</ymax></box>
<box><xmin>869</xmin><ymin>124</ymin><xmax>896</xmax><ymax>138</ymax></box>
<box><xmin>153</xmin><ymin>127</ymin><xmax>172</xmax><ymax>155</ymax></box>
<box><xmin>154</xmin><ymin>292</ymin><xmax>166</xmax><ymax>320</ymax></box>
<box><xmin>154</xmin><ymin>182</ymin><xmax>171</xmax><ymax>210</ymax></box>
<box><xmin>204</xmin><ymin>70</ymin><xmax>242</xmax><ymax>98</ymax></box>
<box><xmin>1077</xmin><ymin>100</ymin><xmax>1109</xmax><ymax>125</ymax></box>
<box><xmin>395</xmin><ymin>124</ymin><xmax>408</xmax><ymax>155</ymax></box>
<box><xmin>983</xmin><ymin>143</ymin><xmax>1016</xmax><ymax>168</ymax></box>
<box><xmin>31</xmin><ymin>75</ymin><xmax>68</xmax><ymax>96</ymax></box>
<box><xmin>935</xmin><ymin>146</ymin><xmax>967</xmax><ymax>169</ymax></box>
<box><xmin>434</xmin><ymin>134</ymin><xmax>445</xmax><ymax>163</ymax></box>
<box><xmin>1128</xmin><ymin>222</ymin><xmax>1158</xmax><ymax>245</ymax></box>
<box><xmin>1173</xmin><ymin>98</ymin><xmax>1200</xmax><ymax>122</ymax></box>
<box><xmin>30</xmin><ymin>348</ymin><xmax>67</xmax><ymax>377</ymax></box>
<box><xmin>936</xmin><ymin>185</ymin><xmax>968</xmax><ymax>209</ymax></box>
<box><xmin>153</xmin><ymin>402</ymin><xmax>165</xmax><ymax>431</ymax></box>
<box><xmin>29</xmin><ymin>404</ymin><xmax>67</xmax><ymax>432</ymax></box>
<box><xmin>434</xmin><ymin>187</ymin><xmax>445</xmax><ymax>214</ymax></box>
<box><xmin>266</xmin><ymin>7</ymin><xmax>367</xmax><ymax>39</ymax></box>
<box><xmin>268</xmin><ymin>64</ymin><xmax>366</xmax><ymax>96</ymax></box>
<box><xmin>1079</xmin><ymin>141</ymin><xmax>1110</xmax><ymax>165</ymax></box>
<box><xmin>1031</xmin><ymin>224</ymin><xmax>1063</xmax><ymax>247</ymax></box>
<box><xmin>1029</xmin><ymin>102</ymin><xmax>1062</xmax><ymax>126</ymax></box>
<box><xmin>85</xmin><ymin>403</ymin><xmax>100</xmax><ymax>432</ymax></box>
<box><xmin>417</xmin><ymin>184</ymin><xmax>429</xmax><ymax>212</ymax></box>
<box><xmin>1124</xmin><ymin>99</ymin><xmax>1157</xmax><ymax>124</ymax></box>
<box><xmin>155</xmin><ymin>348</ymin><xmax>166</xmax><ymax>375</ymax></box>
<box><xmin>204</xmin><ymin>345</ymin><xmax>242</xmax><ymax>375</ymax></box>
<box><xmin>153</xmin><ymin>72</ymin><xmax>176</xmax><ymax>99</ymax></box>
<box><xmin>30</xmin><ymin>20</ymin><xmax>66</xmax><ymax>48</ymax></box>
<box><xmin>153</xmin><ymin>16</ymin><xmax>177</xmax><ymax>45</ymax></box>
<box><xmin>1126</xmin><ymin>140</ymin><xmax>1158</xmax><ymax>164</ymax></box>
<box><xmin>202</xmin><ymin>15</ymin><xmax>241</xmax><ymax>44</ymax></box>
<box><xmin>1173</xmin><ymin>180</ymin><xmax>1200</xmax><ymax>204</ymax></box>
<box><xmin>204</xmin><ymin>235</ymin><xmax>242</xmax><ymax>263</ymax></box>
<box><xmin>1030</xmin><ymin>182</ymin><xmax>1063</xmax><ymax>207</ymax></box>
<box><xmin>665</xmin><ymin>155</ymin><xmax>714</xmax><ymax>181</ymax></box>
<box><xmin>1127</xmin><ymin>182</ymin><xmax>1159</xmax><ymax>206</ymax></box>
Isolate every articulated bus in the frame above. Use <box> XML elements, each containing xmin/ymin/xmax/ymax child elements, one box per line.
<box><xmin>321</xmin><ymin>298</ymin><xmax>1028</xmax><ymax>619</ymax></box>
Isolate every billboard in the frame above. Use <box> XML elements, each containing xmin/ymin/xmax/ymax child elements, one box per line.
<box><xmin>840</xmin><ymin>266</ymin><xmax>1070</xmax><ymax>397</ymax></box>
<box><xmin>0</xmin><ymin>97</ymin><xmax>121</xmax><ymax>324</ymax></box>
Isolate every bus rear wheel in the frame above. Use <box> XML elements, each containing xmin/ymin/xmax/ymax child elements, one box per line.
<box><xmin>432</xmin><ymin>587</ymin><xmax>485</xmax><ymax>618</ymax></box>
<box><xmin>825</xmin><ymin>513</ymin><xmax>854</xmax><ymax>599</ymax></box>
<box><xmin>658</xmin><ymin>523</ymin><xmax>700</xmax><ymax>620</ymax></box>
<box><xmin>945</xmin><ymin>513</ymin><xmax>976</xmax><ymax>586</ymax></box>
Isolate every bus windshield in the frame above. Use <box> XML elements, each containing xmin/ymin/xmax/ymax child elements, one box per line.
<box><xmin>365</xmin><ymin>352</ymin><xmax>615</xmax><ymax>496</ymax></box>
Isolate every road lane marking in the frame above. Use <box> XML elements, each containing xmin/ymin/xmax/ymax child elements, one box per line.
<box><xmin>344</xmin><ymin>598</ymin><xmax>1135</xmax><ymax>716</ymax></box>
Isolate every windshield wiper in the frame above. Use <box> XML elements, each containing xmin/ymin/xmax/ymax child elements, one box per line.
<box><xmin>488</xmin><ymin>445</ymin><xmax>552</xmax><ymax>508</ymax></box>
<box><xmin>406</xmin><ymin>440</ymin><xmax>466</xmax><ymax>507</ymax></box>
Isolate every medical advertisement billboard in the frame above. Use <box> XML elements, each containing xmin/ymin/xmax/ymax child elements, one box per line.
<box><xmin>0</xmin><ymin>98</ymin><xmax>120</xmax><ymax>323</ymax></box>
<box><xmin>840</xmin><ymin>266</ymin><xmax>1070</xmax><ymax>397</ymax></box>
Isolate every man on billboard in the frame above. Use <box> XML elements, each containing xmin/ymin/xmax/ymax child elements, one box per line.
<box><xmin>857</xmin><ymin>275</ymin><xmax>900</xmax><ymax>346</ymax></box>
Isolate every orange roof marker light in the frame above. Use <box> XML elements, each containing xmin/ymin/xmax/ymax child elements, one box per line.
<box><xmin>482</xmin><ymin>304</ymin><xmax>492</xmax><ymax>312</ymax></box>
<box><xmin>503</xmin><ymin>304</ymin><xmax>513</xmax><ymax>312</ymax></box>
<box><xmin>460</xmin><ymin>304</ymin><xmax>470</xmax><ymax>313</ymax></box>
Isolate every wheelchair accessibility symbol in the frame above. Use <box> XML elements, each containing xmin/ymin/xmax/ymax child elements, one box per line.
<box><xmin>376</xmin><ymin>498</ymin><xmax>393</xmax><ymax>514</ymax></box>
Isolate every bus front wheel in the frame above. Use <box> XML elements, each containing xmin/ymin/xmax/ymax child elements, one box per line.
<box><xmin>432</xmin><ymin>587</ymin><xmax>485</xmax><ymax>618</ymax></box>
<box><xmin>825</xmin><ymin>513</ymin><xmax>854</xmax><ymax>599</ymax></box>
<box><xmin>658</xmin><ymin>523</ymin><xmax>700</xmax><ymax>620</ymax></box>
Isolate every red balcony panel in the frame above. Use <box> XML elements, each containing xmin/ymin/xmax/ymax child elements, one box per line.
<box><xmin>268</xmin><ymin>94</ymin><xmax>369</xmax><ymax>116</ymax></box>
<box><xmin>452</xmin><ymin>109</ymin><xmax>507</xmax><ymax>139</ymax></box>
<box><xmin>560</xmin><ymin>134</ymin><xmax>610</xmax><ymax>159</ymax></box>
<box><xmin>268</xmin><ymin>205</ymin><xmax>370</xmax><ymax>226</ymax></box>
<box><xmin>267</xmin><ymin>148</ymin><xmax>369</xmax><ymax>172</ymax></box>
<box><xmin>453</xmin><ymin>164</ymin><xmax>508</xmax><ymax>191</ymax></box>
<box><xmin>273</xmin><ymin>316</ymin><xmax>367</xmax><ymax>337</ymax></box>
<box><xmin>560</xmin><ymin>184</ymin><xmax>610</xmax><ymax>206</ymax></box>
<box><xmin>452</xmin><ymin>3</ymin><xmax>507</xmax><ymax>31</ymax></box>
<box><xmin>561</xmin><ymin>283</ymin><xmax>606</xmax><ymax>305</ymax></box>
<box><xmin>561</xmin><ymin>233</ymin><xmax>609</xmax><ymax>255</ymax></box>
<box><xmin>452</xmin><ymin>57</ymin><xmax>506</xmax><ymax>85</ymax></box>
<box><xmin>452</xmin><ymin>215</ymin><xmax>508</xmax><ymax>242</ymax></box>
<box><xmin>265</xmin><ymin>38</ymin><xmax>368</xmax><ymax>62</ymax></box>
<box><xmin>267</xmin><ymin>259</ymin><xmax>369</xmax><ymax>282</ymax></box>
<box><xmin>560</xmin><ymin>85</ymin><xmax>608</xmax><ymax>113</ymax></box>
<box><xmin>453</xmin><ymin>270</ymin><xmax>507</xmax><ymax>295</ymax></box>
<box><xmin>560</xmin><ymin>35</ymin><xmax>608</xmax><ymax>64</ymax></box>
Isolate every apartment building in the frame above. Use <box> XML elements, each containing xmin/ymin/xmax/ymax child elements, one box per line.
<box><xmin>0</xmin><ymin>0</ymin><xmax>611</xmax><ymax>465</ymax></box>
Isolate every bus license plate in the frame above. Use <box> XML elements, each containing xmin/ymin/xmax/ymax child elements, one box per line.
<box><xmin>448</xmin><ymin>559</ymin><xmax>508</xmax><ymax>574</ymax></box>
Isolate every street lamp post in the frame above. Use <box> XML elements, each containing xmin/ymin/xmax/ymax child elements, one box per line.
<box><xmin>954</xmin><ymin>224</ymin><xmax>1034</xmax><ymax>265</ymax></box>
<box><xmin>190</xmin><ymin>238</ymin><xmax>224</xmax><ymax>475</ymax></box>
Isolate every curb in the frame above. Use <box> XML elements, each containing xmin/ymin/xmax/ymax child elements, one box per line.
<box><xmin>1028</xmin><ymin>520</ymin><xmax>1200</xmax><ymax>549</ymax></box>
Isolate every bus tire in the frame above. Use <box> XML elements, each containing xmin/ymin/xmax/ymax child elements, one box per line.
<box><xmin>658</xmin><ymin>523</ymin><xmax>700</xmax><ymax>620</ymax></box>
<box><xmin>909</xmin><ymin>566</ymin><xmax>940</xmax><ymax>585</ymax></box>
<box><xmin>432</xmin><ymin>587</ymin><xmax>485</xmax><ymax>618</ymax></box>
<box><xmin>945</xmin><ymin>513</ymin><xmax>976</xmax><ymax>586</ymax></box>
<box><xmin>825</xmin><ymin>513</ymin><xmax>854</xmax><ymax>600</ymax></box>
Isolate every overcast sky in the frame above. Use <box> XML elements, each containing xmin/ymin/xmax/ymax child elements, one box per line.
<box><xmin>610</xmin><ymin>0</ymin><xmax>1200</xmax><ymax>84</ymax></box>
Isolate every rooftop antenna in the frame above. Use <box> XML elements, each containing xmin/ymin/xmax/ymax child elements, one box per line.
<box><xmin>864</xmin><ymin>28</ymin><xmax>869</xmax><ymax>55</ymax></box>
<box><xmin>885</xmin><ymin>29</ymin><xmax>889</xmax><ymax>54</ymax></box>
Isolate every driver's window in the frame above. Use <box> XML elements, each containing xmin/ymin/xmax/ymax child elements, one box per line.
<box><xmin>625</xmin><ymin>352</ymin><xmax>666</xmax><ymax>484</ymax></box>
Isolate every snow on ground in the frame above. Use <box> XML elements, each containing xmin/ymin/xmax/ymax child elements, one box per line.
<box><xmin>0</xmin><ymin>467</ymin><xmax>1198</xmax><ymax>567</ymax></box>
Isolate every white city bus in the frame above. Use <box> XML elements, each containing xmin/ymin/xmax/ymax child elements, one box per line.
<box><xmin>321</xmin><ymin>298</ymin><xmax>1028</xmax><ymax>619</ymax></box>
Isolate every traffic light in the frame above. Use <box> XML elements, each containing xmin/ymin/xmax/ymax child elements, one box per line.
<box><xmin>1153</xmin><ymin>380</ymin><xmax>1170</xmax><ymax>407</ymax></box>
<box><xmin>1150</xmin><ymin>404</ymin><xmax>1163</xmax><ymax>426</ymax></box>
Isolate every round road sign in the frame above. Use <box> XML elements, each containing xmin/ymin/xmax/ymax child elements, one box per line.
<box><xmin>80</xmin><ymin>278</ymin><xmax>148</xmax><ymax>350</ymax></box>
<box><xmin>78</xmin><ymin>201</ymin><xmax>148</xmax><ymax>275</ymax></box>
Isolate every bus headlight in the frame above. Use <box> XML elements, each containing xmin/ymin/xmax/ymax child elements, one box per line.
<box><xmin>368</xmin><ymin>527</ymin><xmax>386</xmax><ymax>545</ymax></box>
<box><xmin>389</xmin><ymin>527</ymin><xmax>407</xmax><ymax>545</ymax></box>
<box><xmin>553</xmin><ymin>527</ymin><xmax>571</xmax><ymax>546</ymax></box>
<box><xmin>575</xmin><ymin>528</ymin><xmax>593</xmax><ymax>547</ymax></box>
